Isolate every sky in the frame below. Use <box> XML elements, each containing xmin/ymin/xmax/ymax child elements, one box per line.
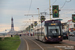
<box><xmin>0</xmin><ymin>0</ymin><xmax>75</xmax><ymax>33</ymax></box>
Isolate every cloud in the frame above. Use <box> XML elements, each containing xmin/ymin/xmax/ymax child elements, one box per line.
<box><xmin>0</xmin><ymin>0</ymin><xmax>75</xmax><ymax>32</ymax></box>
<box><xmin>0</xmin><ymin>24</ymin><xmax>10</xmax><ymax>32</ymax></box>
<box><xmin>0</xmin><ymin>8</ymin><xmax>37</xmax><ymax>17</ymax></box>
<box><xmin>0</xmin><ymin>24</ymin><xmax>10</xmax><ymax>27</ymax></box>
<box><xmin>14</xmin><ymin>27</ymin><xmax>19</xmax><ymax>31</ymax></box>
<box><xmin>60</xmin><ymin>10</ymin><xmax>75</xmax><ymax>15</ymax></box>
<box><xmin>0</xmin><ymin>9</ymin><xmax>25</xmax><ymax>15</ymax></box>
<box><xmin>0</xmin><ymin>24</ymin><xmax>19</xmax><ymax>33</ymax></box>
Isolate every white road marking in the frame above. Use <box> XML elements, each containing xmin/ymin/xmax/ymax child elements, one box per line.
<box><xmin>17</xmin><ymin>37</ymin><xmax>21</xmax><ymax>50</ymax></box>
<box><xmin>27</xmin><ymin>38</ymin><xmax>44</xmax><ymax>50</ymax></box>
<box><xmin>22</xmin><ymin>37</ymin><xmax>29</xmax><ymax>50</ymax></box>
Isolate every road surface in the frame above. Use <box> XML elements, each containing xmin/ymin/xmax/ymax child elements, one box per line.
<box><xmin>18</xmin><ymin>36</ymin><xmax>75</xmax><ymax>50</ymax></box>
<box><xmin>69</xmin><ymin>36</ymin><xmax>75</xmax><ymax>41</ymax></box>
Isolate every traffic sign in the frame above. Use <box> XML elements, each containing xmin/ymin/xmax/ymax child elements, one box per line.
<box><xmin>41</xmin><ymin>16</ymin><xmax>45</xmax><ymax>23</ymax></box>
<box><xmin>72</xmin><ymin>14</ymin><xmax>75</xmax><ymax>23</ymax></box>
<box><xmin>52</xmin><ymin>5</ymin><xmax>59</xmax><ymax>18</ymax></box>
<box><xmin>31</xmin><ymin>24</ymin><xmax>33</xmax><ymax>28</ymax></box>
<box><xmin>34</xmin><ymin>21</ymin><xmax>37</xmax><ymax>26</ymax></box>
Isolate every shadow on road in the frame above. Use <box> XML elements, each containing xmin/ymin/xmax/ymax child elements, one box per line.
<box><xmin>35</xmin><ymin>39</ymin><xmax>63</xmax><ymax>44</ymax></box>
<box><xmin>44</xmin><ymin>42</ymin><xmax>62</xmax><ymax>44</ymax></box>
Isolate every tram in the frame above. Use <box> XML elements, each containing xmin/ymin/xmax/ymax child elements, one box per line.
<box><xmin>34</xmin><ymin>20</ymin><xmax>63</xmax><ymax>42</ymax></box>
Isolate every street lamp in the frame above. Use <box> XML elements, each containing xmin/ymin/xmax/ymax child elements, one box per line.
<box><xmin>49</xmin><ymin>0</ymin><xmax>51</xmax><ymax>20</ymax></box>
<box><xmin>29</xmin><ymin>19</ymin><xmax>31</xmax><ymax>36</ymax></box>
<box><xmin>37</xmin><ymin>8</ymin><xmax>40</xmax><ymax>24</ymax></box>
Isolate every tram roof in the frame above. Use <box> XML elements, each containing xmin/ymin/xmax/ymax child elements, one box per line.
<box><xmin>37</xmin><ymin>20</ymin><xmax>61</xmax><ymax>26</ymax></box>
<box><xmin>45</xmin><ymin>20</ymin><xmax>61</xmax><ymax>23</ymax></box>
<box><xmin>34</xmin><ymin>20</ymin><xmax>61</xmax><ymax>30</ymax></box>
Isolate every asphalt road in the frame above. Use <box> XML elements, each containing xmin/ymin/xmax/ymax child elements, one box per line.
<box><xmin>69</xmin><ymin>36</ymin><xmax>75</xmax><ymax>41</ymax></box>
<box><xmin>18</xmin><ymin>37</ymin><xmax>27</xmax><ymax>50</ymax></box>
<box><xmin>18</xmin><ymin>36</ymin><xmax>75</xmax><ymax>50</ymax></box>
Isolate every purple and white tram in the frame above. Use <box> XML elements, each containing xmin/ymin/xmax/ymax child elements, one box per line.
<box><xmin>34</xmin><ymin>20</ymin><xmax>63</xmax><ymax>42</ymax></box>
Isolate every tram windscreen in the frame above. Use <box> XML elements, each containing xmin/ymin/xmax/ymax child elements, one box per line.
<box><xmin>48</xmin><ymin>26</ymin><xmax>60</xmax><ymax>35</ymax></box>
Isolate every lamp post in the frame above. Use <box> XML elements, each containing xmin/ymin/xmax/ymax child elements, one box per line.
<box><xmin>29</xmin><ymin>19</ymin><xmax>31</xmax><ymax>36</ymax></box>
<box><xmin>31</xmin><ymin>15</ymin><xmax>34</xmax><ymax>36</ymax></box>
<box><xmin>49</xmin><ymin>0</ymin><xmax>51</xmax><ymax>20</ymax></box>
<box><xmin>37</xmin><ymin>8</ymin><xmax>40</xmax><ymax>24</ymax></box>
<box><xmin>5</xmin><ymin>29</ymin><xmax>7</xmax><ymax>37</ymax></box>
<box><xmin>32</xmin><ymin>15</ymin><xmax>34</xmax><ymax>23</ymax></box>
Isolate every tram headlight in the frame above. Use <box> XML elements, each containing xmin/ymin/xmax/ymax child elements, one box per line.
<box><xmin>45</xmin><ymin>37</ymin><xmax>48</xmax><ymax>40</ymax></box>
<box><xmin>58</xmin><ymin>36</ymin><xmax>61</xmax><ymax>38</ymax></box>
<box><xmin>49</xmin><ymin>36</ymin><xmax>51</xmax><ymax>38</ymax></box>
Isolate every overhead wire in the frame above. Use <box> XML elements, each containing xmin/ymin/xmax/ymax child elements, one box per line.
<box><xmin>52</xmin><ymin>0</ymin><xmax>57</xmax><ymax>5</ymax></box>
<box><xmin>60</xmin><ymin>0</ymin><xmax>67</xmax><ymax>9</ymax></box>
<box><xmin>60</xmin><ymin>0</ymin><xmax>72</xmax><ymax>9</ymax></box>
<box><xmin>44</xmin><ymin>0</ymin><xmax>72</xmax><ymax>11</ymax></box>
<box><xmin>43</xmin><ymin>0</ymin><xmax>73</xmax><ymax>20</ymax></box>
<box><xmin>28</xmin><ymin>0</ymin><xmax>32</xmax><ymax>14</ymax></box>
<box><xmin>44</xmin><ymin>0</ymin><xmax>57</xmax><ymax>12</ymax></box>
<box><xmin>25</xmin><ymin>0</ymin><xmax>32</xmax><ymax>27</ymax></box>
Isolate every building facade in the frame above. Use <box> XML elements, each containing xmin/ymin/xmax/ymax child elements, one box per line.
<box><xmin>67</xmin><ymin>19</ymin><xmax>75</xmax><ymax>32</ymax></box>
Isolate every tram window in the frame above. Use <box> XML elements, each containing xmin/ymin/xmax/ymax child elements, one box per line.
<box><xmin>52</xmin><ymin>29</ymin><xmax>58</xmax><ymax>33</ymax></box>
<box><xmin>48</xmin><ymin>26</ymin><xmax>60</xmax><ymax>35</ymax></box>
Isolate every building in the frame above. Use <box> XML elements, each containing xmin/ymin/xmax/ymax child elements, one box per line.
<box><xmin>62</xmin><ymin>22</ymin><xmax>68</xmax><ymax>32</ymax></box>
<box><xmin>67</xmin><ymin>19</ymin><xmax>75</xmax><ymax>32</ymax></box>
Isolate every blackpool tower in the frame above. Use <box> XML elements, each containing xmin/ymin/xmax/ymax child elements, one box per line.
<box><xmin>8</xmin><ymin>17</ymin><xmax>15</xmax><ymax>35</ymax></box>
<box><xmin>11</xmin><ymin>17</ymin><xmax>14</xmax><ymax>31</ymax></box>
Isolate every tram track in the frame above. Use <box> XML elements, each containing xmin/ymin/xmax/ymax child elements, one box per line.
<box><xmin>27</xmin><ymin>38</ymin><xmax>44</xmax><ymax>50</ymax></box>
<box><xmin>27</xmin><ymin>36</ymin><xmax>63</xmax><ymax>50</ymax></box>
<box><xmin>18</xmin><ymin>37</ymin><xmax>27</xmax><ymax>50</ymax></box>
<box><xmin>20</xmin><ymin>36</ymin><xmax>75</xmax><ymax>50</ymax></box>
<box><xmin>22</xmin><ymin>37</ymin><xmax>29</xmax><ymax>50</ymax></box>
<box><xmin>27</xmin><ymin>36</ymin><xmax>75</xmax><ymax>50</ymax></box>
<box><xmin>33</xmin><ymin>40</ymin><xmax>62</xmax><ymax>50</ymax></box>
<box><xmin>22</xmin><ymin>36</ymin><xmax>44</xmax><ymax>50</ymax></box>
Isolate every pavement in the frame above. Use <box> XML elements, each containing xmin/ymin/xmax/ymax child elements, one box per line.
<box><xmin>63</xmin><ymin>40</ymin><xmax>75</xmax><ymax>46</ymax></box>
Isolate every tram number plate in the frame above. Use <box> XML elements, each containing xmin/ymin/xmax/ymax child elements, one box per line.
<box><xmin>51</xmin><ymin>23</ymin><xmax>56</xmax><ymax>25</ymax></box>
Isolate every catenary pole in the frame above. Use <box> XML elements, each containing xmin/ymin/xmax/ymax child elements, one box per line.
<box><xmin>49</xmin><ymin>0</ymin><xmax>51</xmax><ymax>20</ymax></box>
